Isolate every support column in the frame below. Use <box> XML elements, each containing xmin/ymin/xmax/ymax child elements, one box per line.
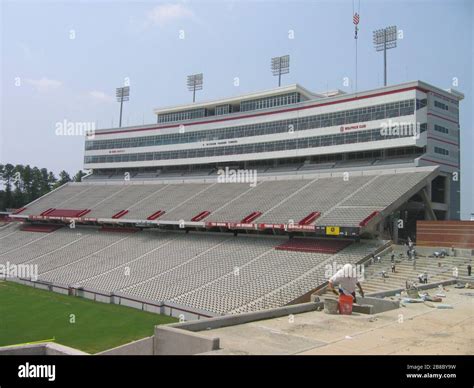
<box><xmin>420</xmin><ymin>188</ymin><xmax>437</xmax><ymax>221</ymax></box>
<box><xmin>392</xmin><ymin>217</ymin><xmax>399</xmax><ymax>244</ymax></box>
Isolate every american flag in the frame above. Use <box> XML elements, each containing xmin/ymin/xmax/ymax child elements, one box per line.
<box><xmin>353</xmin><ymin>13</ymin><xmax>360</xmax><ymax>25</ymax></box>
<box><xmin>353</xmin><ymin>12</ymin><xmax>360</xmax><ymax>39</ymax></box>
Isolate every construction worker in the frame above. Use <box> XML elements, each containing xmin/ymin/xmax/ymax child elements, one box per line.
<box><xmin>328</xmin><ymin>264</ymin><xmax>365</xmax><ymax>303</ymax></box>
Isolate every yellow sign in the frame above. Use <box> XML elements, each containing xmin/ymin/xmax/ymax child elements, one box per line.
<box><xmin>326</xmin><ymin>226</ymin><xmax>340</xmax><ymax>235</ymax></box>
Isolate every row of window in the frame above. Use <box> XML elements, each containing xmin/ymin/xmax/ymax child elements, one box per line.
<box><xmin>434</xmin><ymin>146</ymin><xmax>449</xmax><ymax>156</ymax></box>
<box><xmin>92</xmin><ymin>146</ymin><xmax>424</xmax><ymax>177</ymax></box>
<box><xmin>416</xmin><ymin>98</ymin><xmax>427</xmax><ymax>110</ymax></box>
<box><xmin>215</xmin><ymin>104</ymin><xmax>232</xmax><ymax>115</ymax></box>
<box><xmin>434</xmin><ymin>124</ymin><xmax>449</xmax><ymax>134</ymax></box>
<box><xmin>157</xmin><ymin>93</ymin><xmax>303</xmax><ymax>124</ymax></box>
<box><xmin>84</xmin><ymin>127</ymin><xmax>416</xmax><ymax>164</ymax></box>
<box><xmin>434</xmin><ymin>100</ymin><xmax>449</xmax><ymax>111</ymax></box>
<box><xmin>240</xmin><ymin>92</ymin><xmax>302</xmax><ymax>112</ymax></box>
<box><xmin>86</xmin><ymin>99</ymin><xmax>416</xmax><ymax>151</ymax></box>
<box><xmin>434</xmin><ymin>99</ymin><xmax>459</xmax><ymax>116</ymax></box>
<box><xmin>431</xmin><ymin>92</ymin><xmax>458</xmax><ymax>106</ymax></box>
<box><xmin>158</xmin><ymin>108</ymin><xmax>207</xmax><ymax>124</ymax></box>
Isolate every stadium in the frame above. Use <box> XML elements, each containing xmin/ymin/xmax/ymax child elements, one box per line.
<box><xmin>1</xmin><ymin>77</ymin><xmax>472</xmax><ymax>357</ymax></box>
<box><xmin>1</xmin><ymin>4</ymin><xmax>473</xmax><ymax>376</ymax></box>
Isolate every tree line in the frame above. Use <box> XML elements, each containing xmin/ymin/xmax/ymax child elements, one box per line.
<box><xmin>0</xmin><ymin>164</ymin><xmax>86</xmax><ymax>211</ymax></box>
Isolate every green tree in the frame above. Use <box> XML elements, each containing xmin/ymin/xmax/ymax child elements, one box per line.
<box><xmin>54</xmin><ymin>170</ymin><xmax>71</xmax><ymax>189</ymax></box>
<box><xmin>73</xmin><ymin>170</ymin><xmax>87</xmax><ymax>182</ymax></box>
<box><xmin>0</xmin><ymin>164</ymin><xmax>73</xmax><ymax>211</ymax></box>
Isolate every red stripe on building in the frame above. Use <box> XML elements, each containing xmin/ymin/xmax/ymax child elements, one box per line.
<box><xmin>420</xmin><ymin>158</ymin><xmax>459</xmax><ymax>168</ymax></box>
<box><xmin>427</xmin><ymin>136</ymin><xmax>459</xmax><ymax>147</ymax></box>
<box><xmin>427</xmin><ymin>112</ymin><xmax>459</xmax><ymax>125</ymax></box>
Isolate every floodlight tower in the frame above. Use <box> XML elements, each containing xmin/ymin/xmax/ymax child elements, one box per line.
<box><xmin>116</xmin><ymin>86</ymin><xmax>130</xmax><ymax>128</ymax></box>
<box><xmin>373</xmin><ymin>26</ymin><xmax>397</xmax><ymax>86</ymax></box>
<box><xmin>187</xmin><ymin>73</ymin><xmax>203</xmax><ymax>103</ymax></box>
<box><xmin>271</xmin><ymin>55</ymin><xmax>290</xmax><ymax>87</ymax></box>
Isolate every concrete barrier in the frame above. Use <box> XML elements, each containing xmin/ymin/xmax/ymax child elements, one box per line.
<box><xmin>0</xmin><ymin>343</ymin><xmax>88</xmax><ymax>355</ymax></box>
<box><xmin>152</xmin><ymin>302</ymin><xmax>323</xmax><ymax>355</ymax></box>
<box><xmin>154</xmin><ymin>326</ymin><xmax>219</xmax><ymax>355</ymax></box>
<box><xmin>172</xmin><ymin>301</ymin><xmax>324</xmax><ymax>332</ymax></box>
<box><xmin>368</xmin><ymin>279</ymin><xmax>458</xmax><ymax>298</ymax></box>
<box><xmin>356</xmin><ymin>296</ymin><xmax>400</xmax><ymax>313</ymax></box>
<box><xmin>97</xmin><ymin>337</ymin><xmax>154</xmax><ymax>355</ymax></box>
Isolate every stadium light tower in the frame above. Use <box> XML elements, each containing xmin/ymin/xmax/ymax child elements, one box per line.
<box><xmin>187</xmin><ymin>73</ymin><xmax>203</xmax><ymax>103</ymax></box>
<box><xmin>271</xmin><ymin>55</ymin><xmax>290</xmax><ymax>87</ymax></box>
<box><xmin>373</xmin><ymin>26</ymin><xmax>397</xmax><ymax>86</ymax></box>
<box><xmin>116</xmin><ymin>86</ymin><xmax>130</xmax><ymax>128</ymax></box>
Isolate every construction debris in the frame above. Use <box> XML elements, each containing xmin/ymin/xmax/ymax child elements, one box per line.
<box><xmin>401</xmin><ymin>297</ymin><xmax>424</xmax><ymax>303</ymax></box>
<box><xmin>435</xmin><ymin>304</ymin><xmax>454</xmax><ymax>309</ymax></box>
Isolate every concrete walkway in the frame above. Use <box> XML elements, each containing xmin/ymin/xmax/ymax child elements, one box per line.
<box><xmin>199</xmin><ymin>286</ymin><xmax>474</xmax><ymax>355</ymax></box>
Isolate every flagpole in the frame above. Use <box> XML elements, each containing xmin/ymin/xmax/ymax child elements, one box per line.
<box><xmin>353</xmin><ymin>1</ymin><xmax>360</xmax><ymax>94</ymax></box>
<box><xmin>355</xmin><ymin>27</ymin><xmax>358</xmax><ymax>93</ymax></box>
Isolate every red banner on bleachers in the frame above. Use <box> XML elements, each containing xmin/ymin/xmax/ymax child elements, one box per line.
<box><xmin>257</xmin><ymin>223</ymin><xmax>286</xmax><ymax>230</ymax></box>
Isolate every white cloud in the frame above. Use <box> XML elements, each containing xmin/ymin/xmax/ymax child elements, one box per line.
<box><xmin>146</xmin><ymin>4</ymin><xmax>195</xmax><ymax>27</ymax></box>
<box><xmin>88</xmin><ymin>90</ymin><xmax>115</xmax><ymax>103</ymax></box>
<box><xmin>25</xmin><ymin>77</ymin><xmax>62</xmax><ymax>92</ymax></box>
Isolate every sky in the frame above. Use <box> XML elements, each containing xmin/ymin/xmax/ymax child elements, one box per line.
<box><xmin>0</xmin><ymin>0</ymin><xmax>472</xmax><ymax>218</ymax></box>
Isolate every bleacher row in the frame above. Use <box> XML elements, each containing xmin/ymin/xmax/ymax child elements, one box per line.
<box><xmin>15</xmin><ymin>169</ymin><xmax>435</xmax><ymax>228</ymax></box>
<box><xmin>0</xmin><ymin>224</ymin><xmax>381</xmax><ymax>315</ymax></box>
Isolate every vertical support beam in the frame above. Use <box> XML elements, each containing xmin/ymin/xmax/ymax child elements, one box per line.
<box><xmin>383</xmin><ymin>29</ymin><xmax>387</xmax><ymax>86</ymax></box>
<box><xmin>445</xmin><ymin>174</ymin><xmax>451</xmax><ymax>220</ymax></box>
<box><xmin>420</xmin><ymin>188</ymin><xmax>437</xmax><ymax>221</ymax></box>
<box><xmin>392</xmin><ymin>217</ymin><xmax>399</xmax><ymax>244</ymax></box>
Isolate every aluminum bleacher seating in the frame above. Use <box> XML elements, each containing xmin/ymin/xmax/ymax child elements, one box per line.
<box><xmin>15</xmin><ymin>168</ymin><xmax>435</xmax><ymax>230</ymax></box>
<box><xmin>0</xmin><ymin>224</ymin><xmax>383</xmax><ymax>315</ymax></box>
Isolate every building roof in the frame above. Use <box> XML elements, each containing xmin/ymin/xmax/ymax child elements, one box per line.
<box><xmin>152</xmin><ymin>84</ymin><xmax>345</xmax><ymax>116</ymax></box>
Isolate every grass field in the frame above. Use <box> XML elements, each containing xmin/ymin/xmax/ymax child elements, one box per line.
<box><xmin>0</xmin><ymin>281</ymin><xmax>177</xmax><ymax>354</ymax></box>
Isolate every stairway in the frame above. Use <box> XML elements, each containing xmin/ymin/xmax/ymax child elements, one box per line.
<box><xmin>317</xmin><ymin>248</ymin><xmax>472</xmax><ymax>297</ymax></box>
<box><xmin>362</xmin><ymin>252</ymin><xmax>472</xmax><ymax>294</ymax></box>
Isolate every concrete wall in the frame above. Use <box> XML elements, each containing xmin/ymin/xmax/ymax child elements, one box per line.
<box><xmin>152</xmin><ymin>302</ymin><xmax>323</xmax><ymax>355</ymax></box>
<box><xmin>356</xmin><ymin>296</ymin><xmax>400</xmax><ymax>313</ymax></box>
<box><xmin>52</xmin><ymin>285</ymin><xmax>69</xmax><ymax>295</ymax></box>
<box><xmin>97</xmin><ymin>337</ymin><xmax>154</xmax><ymax>355</ymax></box>
<box><xmin>0</xmin><ymin>343</ymin><xmax>87</xmax><ymax>356</ymax></box>
<box><xmin>3</xmin><ymin>277</ymin><xmax>212</xmax><ymax>322</ymax></box>
<box><xmin>368</xmin><ymin>279</ymin><xmax>458</xmax><ymax>298</ymax></box>
<box><xmin>154</xmin><ymin>327</ymin><xmax>219</xmax><ymax>355</ymax></box>
<box><xmin>173</xmin><ymin>302</ymin><xmax>323</xmax><ymax>332</ymax></box>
